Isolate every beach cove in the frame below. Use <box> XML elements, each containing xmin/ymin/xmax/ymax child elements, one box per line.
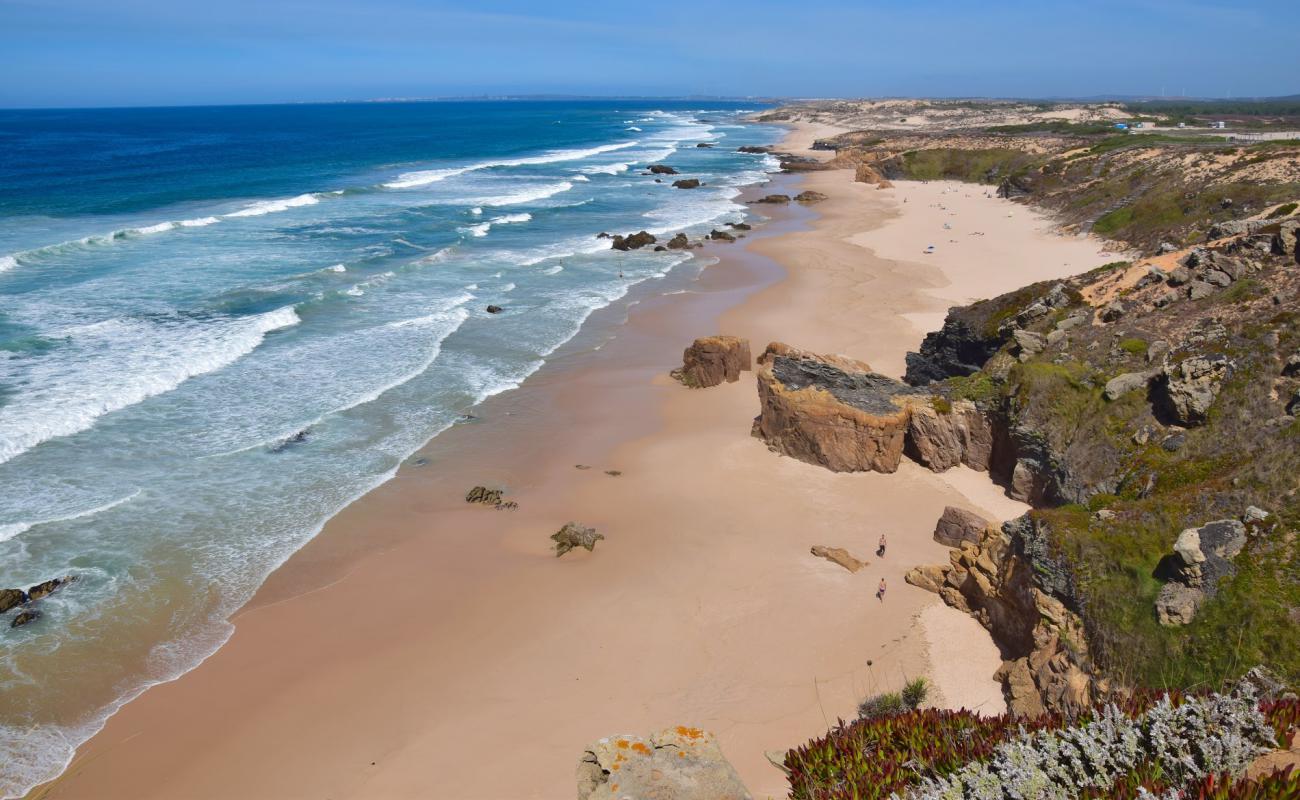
<box><xmin>30</xmin><ymin>122</ymin><xmax>1120</xmax><ymax>800</ymax></box>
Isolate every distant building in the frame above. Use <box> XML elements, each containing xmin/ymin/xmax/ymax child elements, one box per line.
<box><xmin>1210</xmin><ymin>121</ymin><xmax>1227</xmax><ymax>129</ymax></box>
<box><xmin>1114</xmin><ymin>123</ymin><xmax>1129</xmax><ymax>130</ymax></box>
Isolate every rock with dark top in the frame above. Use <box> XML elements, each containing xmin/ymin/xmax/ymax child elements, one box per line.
<box><xmin>27</xmin><ymin>576</ymin><xmax>74</xmax><ymax>602</ymax></box>
<box><xmin>794</xmin><ymin>190</ymin><xmax>828</xmax><ymax>204</ymax></box>
<box><xmin>737</xmin><ymin>145</ymin><xmax>770</xmax><ymax>154</ymax></box>
<box><xmin>11</xmin><ymin>609</ymin><xmax>40</xmax><ymax>629</ymax></box>
<box><xmin>665</xmin><ymin>233</ymin><xmax>690</xmax><ymax>250</ymax></box>
<box><xmin>465</xmin><ymin>486</ymin><xmax>504</xmax><ymax>506</ymax></box>
<box><xmin>1154</xmin><ymin>355</ymin><xmax>1230</xmax><ymax>425</ymax></box>
<box><xmin>754</xmin><ymin>194</ymin><xmax>791</xmax><ymax>204</ymax></box>
<box><xmin>933</xmin><ymin>506</ymin><xmax>993</xmax><ymax>547</ymax></box>
<box><xmin>551</xmin><ymin>523</ymin><xmax>603</xmax><ymax>557</ymax></box>
<box><xmin>708</xmin><ymin>229</ymin><xmax>735</xmax><ymax>243</ymax></box>
<box><xmin>610</xmin><ymin>231</ymin><xmax>656</xmax><ymax>251</ymax></box>
<box><xmin>1156</xmin><ymin>519</ymin><xmax>1247</xmax><ymax>626</ymax></box>
<box><xmin>671</xmin><ymin>336</ymin><xmax>752</xmax><ymax>388</ymax></box>
<box><xmin>577</xmin><ymin>727</ymin><xmax>751</xmax><ymax>800</ymax></box>
<box><xmin>726</xmin><ymin>222</ymin><xmax>751</xmax><ymax>231</ymax></box>
<box><xmin>648</xmin><ymin>164</ymin><xmax>678</xmax><ymax>175</ymax></box>
<box><xmin>0</xmin><ymin>589</ymin><xmax>28</xmax><ymax>614</ymax></box>
<box><xmin>696</xmin><ymin>142</ymin><xmax>714</xmax><ymax>148</ymax></box>
<box><xmin>752</xmin><ymin>342</ymin><xmax>932</xmax><ymax>473</ymax></box>
<box><xmin>485</xmin><ymin>304</ymin><xmax>503</xmax><ymax>314</ymax></box>
<box><xmin>672</xmin><ymin>179</ymin><xmax>701</xmax><ymax>189</ymax></box>
<box><xmin>596</xmin><ymin>231</ymin><xmax>611</xmax><ymax>239</ymax></box>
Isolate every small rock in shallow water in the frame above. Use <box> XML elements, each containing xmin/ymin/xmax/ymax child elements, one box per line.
<box><xmin>11</xmin><ymin>609</ymin><xmax>40</xmax><ymax>629</ymax></box>
<box><xmin>0</xmin><ymin>589</ymin><xmax>27</xmax><ymax>614</ymax></box>
<box><xmin>485</xmin><ymin>304</ymin><xmax>503</xmax><ymax>314</ymax></box>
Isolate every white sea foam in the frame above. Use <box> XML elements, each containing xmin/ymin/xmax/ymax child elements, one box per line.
<box><xmin>541</xmin><ymin>265</ymin><xmax>564</xmax><ymax>275</ymax></box>
<box><xmin>460</xmin><ymin>222</ymin><xmax>491</xmax><ymax>238</ymax></box>
<box><xmin>178</xmin><ymin>216</ymin><xmax>221</xmax><ymax>228</ymax></box>
<box><xmin>0</xmin><ymin>255</ymin><xmax>17</xmax><ymax>273</ymax></box>
<box><xmin>224</xmin><ymin>193</ymin><xmax>321</xmax><ymax>218</ymax></box>
<box><xmin>475</xmin><ymin>181</ymin><xmax>573</xmax><ymax>207</ymax></box>
<box><xmin>0</xmin><ymin>306</ymin><xmax>301</xmax><ymax>465</ymax></box>
<box><xmin>492</xmin><ymin>212</ymin><xmax>532</xmax><ymax>225</ymax></box>
<box><xmin>579</xmin><ymin>162</ymin><xmax>629</xmax><ymax>175</ymax></box>
<box><xmin>0</xmin><ymin>490</ymin><xmax>142</xmax><ymax>543</ymax></box>
<box><xmin>627</xmin><ymin>126</ymin><xmax>642</xmax><ymax>132</ymax></box>
<box><xmin>469</xmin><ymin>207</ymin><xmax>483</xmax><ymax>216</ymax></box>
<box><xmin>572</xmin><ymin>174</ymin><xmax>591</xmax><ymax>182</ymax></box>
<box><xmin>382</xmin><ymin>141</ymin><xmax>639</xmax><ymax>189</ymax></box>
<box><xmin>326</xmin><ymin>264</ymin><xmax>346</xmax><ymax>273</ymax></box>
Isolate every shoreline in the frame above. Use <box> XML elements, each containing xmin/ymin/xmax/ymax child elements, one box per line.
<box><xmin>32</xmin><ymin>124</ymin><xmax>1119</xmax><ymax>800</ymax></box>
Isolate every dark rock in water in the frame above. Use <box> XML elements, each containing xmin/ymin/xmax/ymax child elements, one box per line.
<box><xmin>596</xmin><ymin>232</ymin><xmax>611</xmax><ymax>239</ymax></box>
<box><xmin>455</xmin><ymin>413</ymin><xmax>478</xmax><ymax>425</ymax></box>
<box><xmin>551</xmin><ymin>522</ymin><xmax>603</xmax><ymax>557</ymax></box>
<box><xmin>726</xmin><ymin>222</ymin><xmax>752</xmax><ymax>231</ymax></box>
<box><xmin>737</xmin><ymin>145</ymin><xmax>770</xmax><ymax>154</ymax></box>
<box><xmin>465</xmin><ymin>486</ymin><xmax>504</xmax><ymax>506</ymax></box>
<box><xmin>27</xmin><ymin>576</ymin><xmax>74</xmax><ymax>602</ymax></box>
<box><xmin>672</xmin><ymin>178</ymin><xmax>701</xmax><ymax>189</ymax></box>
<box><xmin>754</xmin><ymin>194</ymin><xmax>791</xmax><ymax>204</ymax></box>
<box><xmin>269</xmin><ymin>429</ymin><xmax>310</xmax><ymax>453</ymax></box>
<box><xmin>11</xmin><ymin>609</ymin><xmax>40</xmax><ymax>629</ymax></box>
<box><xmin>648</xmin><ymin>164</ymin><xmax>678</xmax><ymax>175</ymax></box>
<box><xmin>486</xmin><ymin>304</ymin><xmax>503</xmax><ymax>314</ymax></box>
<box><xmin>0</xmin><ymin>589</ymin><xmax>27</xmax><ymax>614</ymax></box>
<box><xmin>794</xmin><ymin>190</ymin><xmax>828</xmax><ymax>204</ymax></box>
<box><xmin>666</xmin><ymin>233</ymin><xmax>690</xmax><ymax>250</ymax></box>
<box><xmin>709</xmin><ymin>229</ymin><xmax>736</xmax><ymax>242</ymax></box>
<box><xmin>611</xmin><ymin>231</ymin><xmax>656</xmax><ymax>251</ymax></box>
<box><xmin>696</xmin><ymin>142</ymin><xmax>715</xmax><ymax>148</ymax></box>
<box><xmin>653</xmin><ymin>245</ymin><xmax>666</xmax><ymax>251</ymax></box>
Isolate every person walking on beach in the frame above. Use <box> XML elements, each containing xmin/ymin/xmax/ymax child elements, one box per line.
<box><xmin>876</xmin><ymin>578</ymin><xmax>887</xmax><ymax>602</ymax></box>
<box><xmin>877</xmin><ymin>533</ymin><xmax>887</xmax><ymax>558</ymax></box>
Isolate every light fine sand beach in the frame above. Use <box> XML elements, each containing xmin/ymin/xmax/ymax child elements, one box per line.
<box><xmin>37</xmin><ymin>123</ymin><xmax>1118</xmax><ymax>800</ymax></box>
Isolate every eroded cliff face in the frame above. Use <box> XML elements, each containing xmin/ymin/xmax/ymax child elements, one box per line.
<box><xmin>907</xmin><ymin>515</ymin><xmax>1098</xmax><ymax>717</ymax></box>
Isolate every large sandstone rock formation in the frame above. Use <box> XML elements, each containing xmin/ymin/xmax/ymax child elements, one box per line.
<box><xmin>907</xmin><ymin>515</ymin><xmax>1095</xmax><ymax>717</ymax></box>
<box><xmin>752</xmin><ymin>343</ymin><xmax>932</xmax><ymax>473</ymax></box>
<box><xmin>672</xmin><ymin>336</ymin><xmax>752</xmax><ymax>388</ymax></box>
<box><xmin>577</xmin><ymin>727</ymin><xmax>751</xmax><ymax>800</ymax></box>
<box><xmin>810</xmin><ymin>545</ymin><xmax>866</xmax><ymax>573</ymax></box>
<box><xmin>932</xmin><ymin>506</ymin><xmax>992</xmax><ymax>547</ymax></box>
<box><xmin>905</xmin><ymin>400</ymin><xmax>994</xmax><ymax>472</ymax></box>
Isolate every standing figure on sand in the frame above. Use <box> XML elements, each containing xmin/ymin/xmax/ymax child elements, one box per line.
<box><xmin>876</xmin><ymin>578</ymin><xmax>887</xmax><ymax>602</ymax></box>
<box><xmin>877</xmin><ymin>533</ymin><xmax>887</xmax><ymax>558</ymax></box>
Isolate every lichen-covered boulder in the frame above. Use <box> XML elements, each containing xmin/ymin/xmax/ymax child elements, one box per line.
<box><xmin>672</xmin><ymin>336</ymin><xmax>752</xmax><ymax>388</ymax></box>
<box><xmin>752</xmin><ymin>343</ymin><xmax>932</xmax><ymax>473</ymax></box>
<box><xmin>1155</xmin><ymin>355</ymin><xmax>1230</xmax><ymax>425</ymax></box>
<box><xmin>577</xmin><ymin>727</ymin><xmax>751</xmax><ymax>800</ymax></box>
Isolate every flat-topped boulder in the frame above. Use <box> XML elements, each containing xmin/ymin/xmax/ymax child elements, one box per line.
<box><xmin>577</xmin><ymin>727</ymin><xmax>751</xmax><ymax>800</ymax></box>
<box><xmin>752</xmin><ymin>342</ymin><xmax>932</xmax><ymax>473</ymax></box>
<box><xmin>672</xmin><ymin>178</ymin><xmax>701</xmax><ymax>189</ymax></box>
<box><xmin>672</xmin><ymin>336</ymin><xmax>752</xmax><ymax>388</ymax></box>
<box><xmin>794</xmin><ymin>190</ymin><xmax>828</xmax><ymax>204</ymax></box>
<box><xmin>610</xmin><ymin>231</ymin><xmax>656</xmax><ymax>251</ymax></box>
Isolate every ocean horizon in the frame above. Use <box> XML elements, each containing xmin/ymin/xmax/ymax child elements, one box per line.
<box><xmin>0</xmin><ymin>99</ymin><xmax>781</xmax><ymax>797</ymax></box>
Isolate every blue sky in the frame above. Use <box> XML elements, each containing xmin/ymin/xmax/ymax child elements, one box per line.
<box><xmin>1</xmin><ymin>0</ymin><xmax>1296</xmax><ymax>108</ymax></box>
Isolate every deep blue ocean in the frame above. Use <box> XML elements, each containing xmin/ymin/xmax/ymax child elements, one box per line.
<box><xmin>0</xmin><ymin>100</ymin><xmax>781</xmax><ymax>796</ymax></box>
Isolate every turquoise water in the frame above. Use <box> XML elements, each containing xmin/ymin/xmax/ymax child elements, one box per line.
<box><xmin>0</xmin><ymin>101</ymin><xmax>781</xmax><ymax>796</ymax></box>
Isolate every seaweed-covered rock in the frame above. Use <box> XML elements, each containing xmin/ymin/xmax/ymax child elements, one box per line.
<box><xmin>552</xmin><ymin>523</ymin><xmax>603</xmax><ymax>557</ymax></box>
<box><xmin>577</xmin><ymin>727</ymin><xmax>751</xmax><ymax>800</ymax></box>
<box><xmin>0</xmin><ymin>589</ymin><xmax>27</xmax><ymax>614</ymax></box>
<box><xmin>671</xmin><ymin>336</ymin><xmax>751</xmax><ymax>388</ymax></box>
<box><xmin>671</xmin><ymin>178</ymin><xmax>701</xmax><ymax>189</ymax></box>
<box><xmin>752</xmin><ymin>343</ymin><xmax>932</xmax><ymax>473</ymax></box>
<box><xmin>665</xmin><ymin>233</ymin><xmax>690</xmax><ymax>250</ymax></box>
<box><xmin>708</xmin><ymin>229</ymin><xmax>736</xmax><ymax>242</ymax></box>
<box><xmin>611</xmin><ymin>231</ymin><xmax>656</xmax><ymax>251</ymax></box>
<box><xmin>754</xmin><ymin>194</ymin><xmax>791</xmax><ymax>204</ymax></box>
<box><xmin>10</xmin><ymin>609</ymin><xmax>40</xmax><ymax>629</ymax></box>
<box><xmin>794</xmin><ymin>190</ymin><xmax>828</xmax><ymax>204</ymax></box>
<box><xmin>647</xmin><ymin>164</ymin><xmax>678</xmax><ymax>175</ymax></box>
<box><xmin>26</xmin><ymin>576</ymin><xmax>74</xmax><ymax>602</ymax></box>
